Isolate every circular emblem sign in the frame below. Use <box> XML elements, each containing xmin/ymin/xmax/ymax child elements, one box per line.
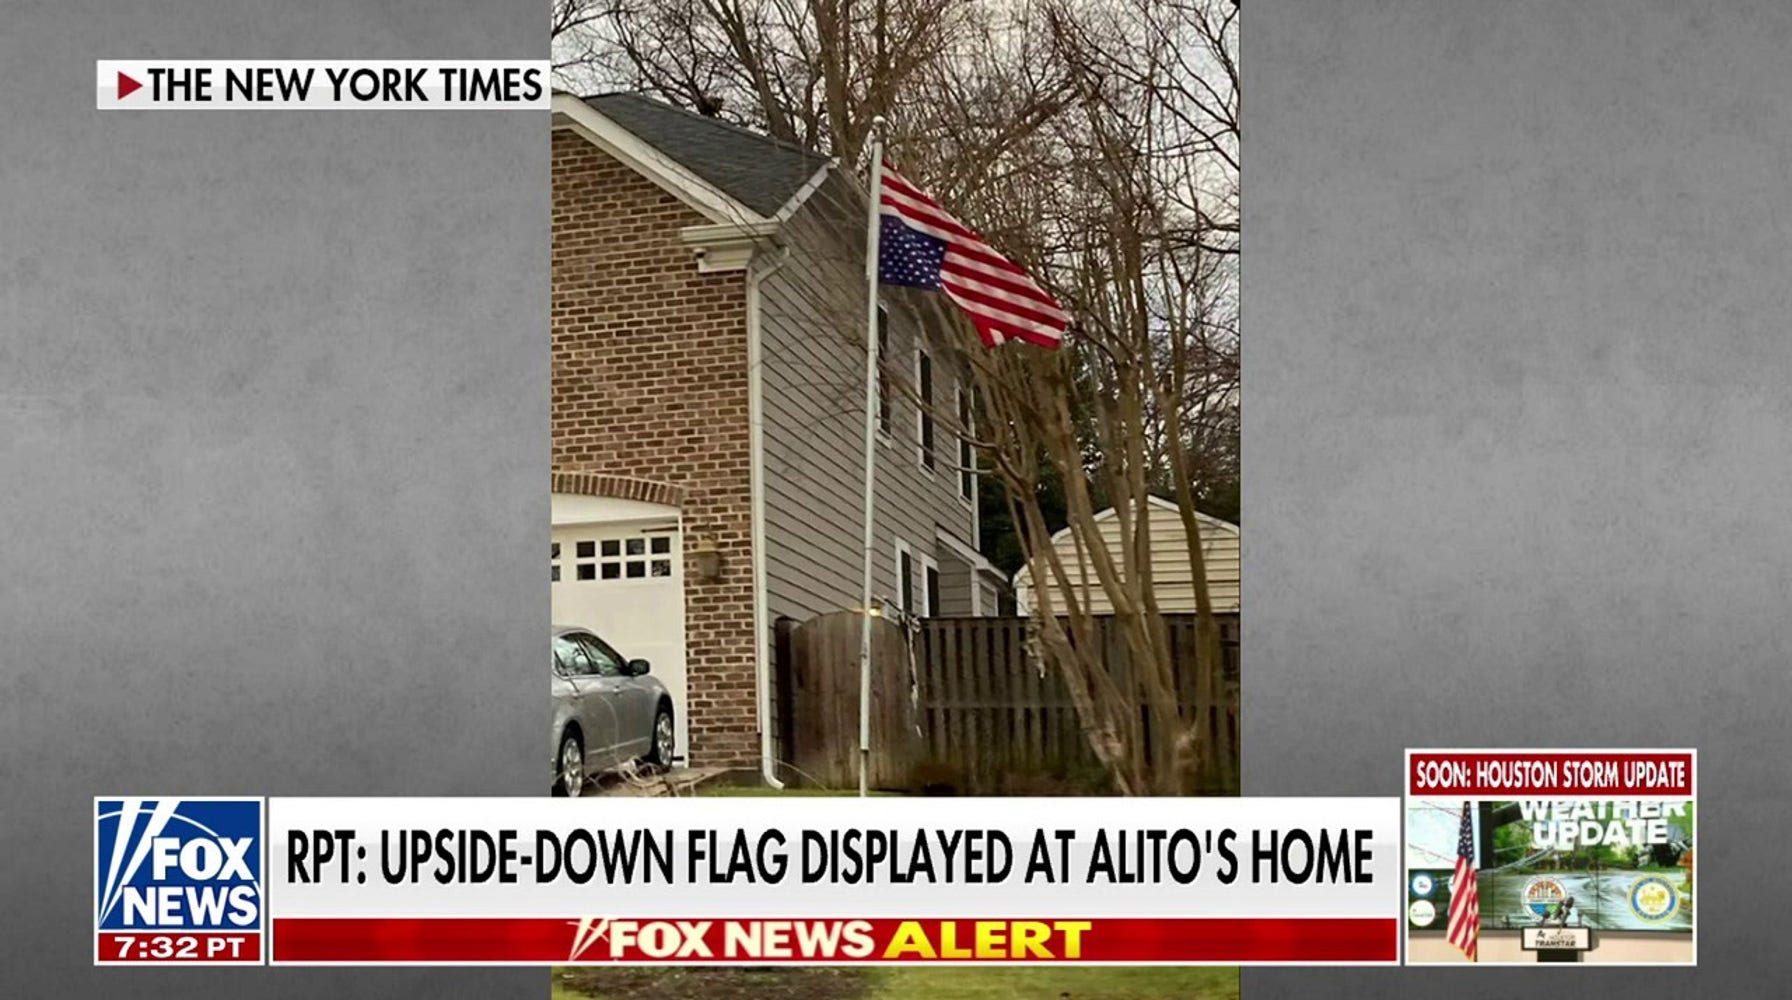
<box><xmin>1629</xmin><ymin>875</ymin><xmax>1680</xmax><ymax>922</ymax></box>
<box><xmin>1408</xmin><ymin>900</ymin><xmax>1437</xmax><ymax>927</ymax></box>
<box><xmin>1411</xmin><ymin>873</ymin><xmax>1434</xmax><ymax>898</ymax></box>
<box><xmin>1523</xmin><ymin>876</ymin><xmax>1568</xmax><ymax>919</ymax></box>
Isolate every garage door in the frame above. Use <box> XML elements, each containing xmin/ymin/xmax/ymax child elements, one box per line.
<box><xmin>550</xmin><ymin>503</ymin><xmax>687</xmax><ymax>765</ymax></box>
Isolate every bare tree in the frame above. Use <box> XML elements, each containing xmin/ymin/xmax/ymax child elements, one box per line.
<box><xmin>553</xmin><ymin>0</ymin><xmax>1080</xmax><ymax>166</ymax></box>
<box><xmin>887</xmin><ymin>0</ymin><xmax>1239</xmax><ymax>794</ymax></box>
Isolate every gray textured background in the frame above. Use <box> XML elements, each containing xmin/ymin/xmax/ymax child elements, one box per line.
<box><xmin>0</xmin><ymin>1</ymin><xmax>547</xmax><ymax>995</ymax></box>
<box><xmin>1246</xmin><ymin>0</ymin><xmax>1785</xmax><ymax>994</ymax></box>
<box><xmin>7</xmin><ymin>0</ymin><xmax>1788</xmax><ymax>995</ymax></box>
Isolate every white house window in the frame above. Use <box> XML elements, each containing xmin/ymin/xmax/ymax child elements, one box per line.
<box><xmin>560</xmin><ymin>531</ymin><xmax>676</xmax><ymax>582</ymax></box>
<box><xmin>895</xmin><ymin>539</ymin><xmax>914</xmax><ymax>616</ymax></box>
<box><xmin>957</xmin><ymin>386</ymin><xmax>975</xmax><ymax>502</ymax></box>
<box><xmin>922</xmin><ymin>555</ymin><xmax>940</xmax><ymax>617</ymax></box>
<box><xmin>916</xmin><ymin>349</ymin><xmax>935</xmax><ymax>471</ymax></box>
<box><xmin>877</xmin><ymin>307</ymin><xmax>893</xmax><ymax>438</ymax></box>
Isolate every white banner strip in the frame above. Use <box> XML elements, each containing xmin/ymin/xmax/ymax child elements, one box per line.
<box><xmin>266</xmin><ymin>796</ymin><xmax>1402</xmax><ymax>920</ymax></box>
<box><xmin>95</xmin><ymin>61</ymin><xmax>549</xmax><ymax>110</ymax></box>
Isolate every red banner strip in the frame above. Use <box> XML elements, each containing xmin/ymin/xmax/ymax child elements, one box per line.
<box><xmin>97</xmin><ymin>931</ymin><xmax>263</xmax><ymax>964</ymax></box>
<box><xmin>1408</xmin><ymin>752</ymin><xmax>1693</xmax><ymax>797</ymax></box>
<box><xmin>272</xmin><ymin>917</ymin><xmax>1397</xmax><ymax>964</ymax></box>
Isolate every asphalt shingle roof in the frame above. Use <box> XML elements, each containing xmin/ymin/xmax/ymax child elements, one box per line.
<box><xmin>581</xmin><ymin>92</ymin><xmax>831</xmax><ymax>218</ymax></box>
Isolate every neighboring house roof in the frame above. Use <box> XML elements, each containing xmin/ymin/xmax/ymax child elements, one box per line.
<box><xmin>1013</xmin><ymin>497</ymin><xmax>1241</xmax><ymax>614</ymax></box>
<box><xmin>1017</xmin><ymin>497</ymin><xmax>1239</xmax><ymax>557</ymax></box>
<box><xmin>579</xmin><ymin>92</ymin><xmax>832</xmax><ymax>218</ymax></box>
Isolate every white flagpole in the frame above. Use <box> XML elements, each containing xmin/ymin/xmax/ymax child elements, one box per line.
<box><xmin>855</xmin><ymin>118</ymin><xmax>887</xmax><ymax>799</ymax></box>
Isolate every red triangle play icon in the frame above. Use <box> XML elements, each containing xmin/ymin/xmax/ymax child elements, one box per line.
<box><xmin>117</xmin><ymin>72</ymin><xmax>142</xmax><ymax>99</ymax></box>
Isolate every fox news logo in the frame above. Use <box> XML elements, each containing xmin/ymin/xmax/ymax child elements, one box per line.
<box><xmin>94</xmin><ymin>798</ymin><xmax>264</xmax><ymax>964</ymax></box>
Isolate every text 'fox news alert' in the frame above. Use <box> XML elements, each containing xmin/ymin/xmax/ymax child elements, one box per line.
<box><xmin>95</xmin><ymin>61</ymin><xmax>549</xmax><ymax>110</ymax></box>
<box><xmin>263</xmin><ymin>796</ymin><xmax>1402</xmax><ymax>965</ymax></box>
<box><xmin>94</xmin><ymin>798</ymin><xmax>266</xmax><ymax>966</ymax></box>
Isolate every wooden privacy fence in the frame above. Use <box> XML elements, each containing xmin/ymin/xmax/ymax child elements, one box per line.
<box><xmin>775</xmin><ymin>611</ymin><xmax>1238</xmax><ymax>794</ymax></box>
<box><xmin>915</xmin><ymin>614</ymin><xmax>1239</xmax><ymax>794</ymax></box>
<box><xmin>776</xmin><ymin>610</ymin><xmax>923</xmax><ymax>790</ymax></box>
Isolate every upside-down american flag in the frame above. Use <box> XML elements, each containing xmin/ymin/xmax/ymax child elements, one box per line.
<box><xmin>876</xmin><ymin>162</ymin><xmax>1070</xmax><ymax>349</ymax></box>
<box><xmin>1447</xmin><ymin>801</ymin><xmax>1480</xmax><ymax>961</ymax></box>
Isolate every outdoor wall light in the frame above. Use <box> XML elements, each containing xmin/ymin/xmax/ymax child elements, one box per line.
<box><xmin>691</xmin><ymin>536</ymin><xmax>722</xmax><ymax>582</ymax></box>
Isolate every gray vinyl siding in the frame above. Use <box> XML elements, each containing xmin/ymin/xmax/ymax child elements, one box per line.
<box><xmin>759</xmin><ymin>170</ymin><xmax>983</xmax><ymax>627</ymax></box>
<box><xmin>976</xmin><ymin>575</ymin><xmax>1002</xmax><ymax>616</ymax></box>
<box><xmin>935</xmin><ymin>556</ymin><xmax>975</xmax><ymax>616</ymax></box>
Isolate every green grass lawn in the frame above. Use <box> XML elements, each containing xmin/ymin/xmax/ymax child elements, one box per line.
<box><xmin>555</xmin><ymin>966</ymin><xmax>1238</xmax><ymax>1000</ymax></box>
<box><xmin>693</xmin><ymin>784</ymin><xmax>898</xmax><ymax>797</ymax></box>
<box><xmin>872</xmin><ymin>966</ymin><xmax>1236</xmax><ymax>1000</ymax></box>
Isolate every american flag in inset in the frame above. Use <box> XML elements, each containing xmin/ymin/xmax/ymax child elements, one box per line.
<box><xmin>876</xmin><ymin>162</ymin><xmax>1070</xmax><ymax>349</ymax></box>
<box><xmin>1446</xmin><ymin>801</ymin><xmax>1479</xmax><ymax>961</ymax></box>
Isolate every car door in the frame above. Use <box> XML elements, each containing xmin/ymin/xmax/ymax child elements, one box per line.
<box><xmin>575</xmin><ymin>632</ymin><xmax>646</xmax><ymax>766</ymax></box>
<box><xmin>586</xmin><ymin>632</ymin><xmax>654</xmax><ymax>759</ymax></box>
<box><xmin>551</xmin><ymin>632</ymin><xmax>617</xmax><ymax>772</ymax></box>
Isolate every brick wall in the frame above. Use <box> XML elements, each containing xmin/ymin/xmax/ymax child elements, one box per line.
<box><xmin>551</xmin><ymin>129</ymin><xmax>758</xmax><ymax>768</ymax></box>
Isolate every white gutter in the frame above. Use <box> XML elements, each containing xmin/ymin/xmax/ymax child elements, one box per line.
<box><xmin>747</xmin><ymin>242</ymin><xmax>792</xmax><ymax>789</ymax></box>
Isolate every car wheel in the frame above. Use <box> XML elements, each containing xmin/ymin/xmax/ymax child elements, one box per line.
<box><xmin>647</xmin><ymin>705</ymin><xmax>674</xmax><ymax>771</ymax></box>
<box><xmin>556</xmin><ymin>731</ymin><xmax>586</xmax><ymax>798</ymax></box>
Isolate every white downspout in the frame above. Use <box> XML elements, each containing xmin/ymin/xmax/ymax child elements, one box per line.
<box><xmin>747</xmin><ymin>243</ymin><xmax>791</xmax><ymax>788</ymax></box>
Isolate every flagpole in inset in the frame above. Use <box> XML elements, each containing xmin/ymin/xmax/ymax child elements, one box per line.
<box><xmin>855</xmin><ymin>118</ymin><xmax>888</xmax><ymax>799</ymax></box>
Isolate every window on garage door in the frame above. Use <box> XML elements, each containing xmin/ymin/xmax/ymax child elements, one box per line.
<box><xmin>555</xmin><ymin>530</ymin><xmax>678</xmax><ymax>582</ymax></box>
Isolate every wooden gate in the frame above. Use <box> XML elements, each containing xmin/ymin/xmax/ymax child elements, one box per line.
<box><xmin>780</xmin><ymin>610</ymin><xmax>921</xmax><ymax>789</ymax></box>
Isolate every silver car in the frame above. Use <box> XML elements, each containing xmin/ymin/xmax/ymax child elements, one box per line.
<box><xmin>551</xmin><ymin>624</ymin><xmax>676</xmax><ymax>797</ymax></box>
